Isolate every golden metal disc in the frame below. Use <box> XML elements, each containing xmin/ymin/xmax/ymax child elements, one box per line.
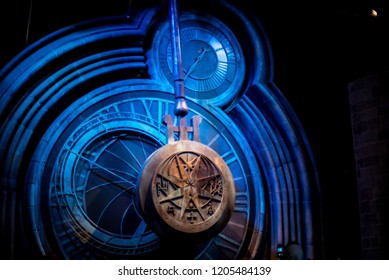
<box><xmin>137</xmin><ymin>139</ymin><xmax>235</xmax><ymax>240</ymax></box>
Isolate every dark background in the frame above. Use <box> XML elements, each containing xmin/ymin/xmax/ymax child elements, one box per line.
<box><xmin>1</xmin><ymin>0</ymin><xmax>388</xmax><ymax>259</ymax></box>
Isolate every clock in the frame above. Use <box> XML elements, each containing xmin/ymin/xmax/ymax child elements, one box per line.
<box><xmin>0</xmin><ymin>1</ymin><xmax>322</xmax><ymax>261</ymax></box>
<box><xmin>25</xmin><ymin>81</ymin><xmax>264</xmax><ymax>259</ymax></box>
<box><xmin>147</xmin><ymin>11</ymin><xmax>246</xmax><ymax>108</ymax></box>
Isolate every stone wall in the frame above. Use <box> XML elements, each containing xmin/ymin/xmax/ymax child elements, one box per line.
<box><xmin>348</xmin><ymin>71</ymin><xmax>389</xmax><ymax>259</ymax></box>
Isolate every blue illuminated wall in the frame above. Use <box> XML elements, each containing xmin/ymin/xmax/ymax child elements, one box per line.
<box><xmin>0</xmin><ymin>0</ymin><xmax>322</xmax><ymax>259</ymax></box>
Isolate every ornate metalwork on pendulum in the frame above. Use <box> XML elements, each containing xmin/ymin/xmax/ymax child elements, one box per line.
<box><xmin>136</xmin><ymin>0</ymin><xmax>236</xmax><ymax>241</ymax></box>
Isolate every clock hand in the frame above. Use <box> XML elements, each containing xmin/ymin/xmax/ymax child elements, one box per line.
<box><xmin>69</xmin><ymin>149</ymin><xmax>135</xmax><ymax>194</ymax></box>
<box><xmin>184</xmin><ymin>47</ymin><xmax>209</xmax><ymax>81</ymax></box>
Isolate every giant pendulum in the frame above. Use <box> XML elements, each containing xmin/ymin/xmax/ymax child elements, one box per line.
<box><xmin>136</xmin><ymin>0</ymin><xmax>236</xmax><ymax>243</ymax></box>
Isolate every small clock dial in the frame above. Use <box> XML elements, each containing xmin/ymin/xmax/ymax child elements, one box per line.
<box><xmin>148</xmin><ymin>12</ymin><xmax>246</xmax><ymax>107</ymax></box>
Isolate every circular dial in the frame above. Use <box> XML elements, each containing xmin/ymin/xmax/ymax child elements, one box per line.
<box><xmin>26</xmin><ymin>84</ymin><xmax>263</xmax><ymax>259</ymax></box>
<box><xmin>137</xmin><ymin>139</ymin><xmax>235</xmax><ymax>241</ymax></box>
<box><xmin>34</xmin><ymin>92</ymin><xmax>165</xmax><ymax>258</ymax></box>
<box><xmin>148</xmin><ymin>12</ymin><xmax>246</xmax><ymax>107</ymax></box>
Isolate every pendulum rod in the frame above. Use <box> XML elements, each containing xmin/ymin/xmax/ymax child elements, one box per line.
<box><xmin>168</xmin><ymin>0</ymin><xmax>188</xmax><ymax>117</ymax></box>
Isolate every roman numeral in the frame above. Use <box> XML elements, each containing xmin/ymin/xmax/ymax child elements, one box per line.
<box><xmin>213</xmin><ymin>233</ymin><xmax>241</xmax><ymax>257</ymax></box>
<box><xmin>234</xmin><ymin>191</ymin><xmax>249</xmax><ymax>214</ymax></box>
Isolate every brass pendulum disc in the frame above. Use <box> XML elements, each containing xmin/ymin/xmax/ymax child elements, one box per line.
<box><xmin>137</xmin><ymin>132</ymin><xmax>235</xmax><ymax>240</ymax></box>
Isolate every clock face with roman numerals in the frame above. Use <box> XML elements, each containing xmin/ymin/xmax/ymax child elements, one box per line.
<box><xmin>148</xmin><ymin>12</ymin><xmax>246</xmax><ymax>108</ymax></box>
<box><xmin>26</xmin><ymin>83</ymin><xmax>264</xmax><ymax>259</ymax></box>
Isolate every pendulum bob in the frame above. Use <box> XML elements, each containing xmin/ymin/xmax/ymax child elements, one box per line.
<box><xmin>136</xmin><ymin>115</ymin><xmax>235</xmax><ymax>246</ymax></box>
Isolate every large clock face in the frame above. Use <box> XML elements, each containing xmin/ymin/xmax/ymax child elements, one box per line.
<box><xmin>25</xmin><ymin>83</ymin><xmax>264</xmax><ymax>259</ymax></box>
<box><xmin>148</xmin><ymin>12</ymin><xmax>246</xmax><ymax>108</ymax></box>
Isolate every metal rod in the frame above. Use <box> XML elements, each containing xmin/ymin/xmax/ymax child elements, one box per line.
<box><xmin>26</xmin><ymin>0</ymin><xmax>34</xmax><ymax>44</ymax></box>
<box><xmin>168</xmin><ymin>0</ymin><xmax>188</xmax><ymax>117</ymax></box>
